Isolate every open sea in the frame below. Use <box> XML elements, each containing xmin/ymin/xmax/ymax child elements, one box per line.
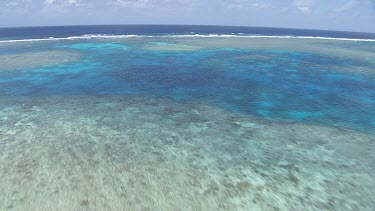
<box><xmin>0</xmin><ymin>25</ymin><xmax>374</xmax><ymax>210</ymax></box>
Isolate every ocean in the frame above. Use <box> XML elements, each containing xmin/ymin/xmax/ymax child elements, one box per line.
<box><xmin>0</xmin><ymin>25</ymin><xmax>374</xmax><ymax>210</ymax></box>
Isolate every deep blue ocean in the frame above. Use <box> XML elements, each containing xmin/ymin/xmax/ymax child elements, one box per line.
<box><xmin>0</xmin><ymin>25</ymin><xmax>374</xmax><ymax>133</ymax></box>
<box><xmin>1</xmin><ymin>25</ymin><xmax>375</xmax><ymax>40</ymax></box>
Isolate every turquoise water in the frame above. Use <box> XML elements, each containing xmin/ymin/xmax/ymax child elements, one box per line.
<box><xmin>1</xmin><ymin>40</ymin><xmax>374</xmax><ymax>132</ymax></box>
<box><xmin>1</xmin><ymin>36</ymin><xmax>375</xmax><ymax>210</ymax></box>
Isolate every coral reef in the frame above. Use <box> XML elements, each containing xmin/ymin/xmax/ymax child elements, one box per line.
<box><xmin>0</xmin><ymin>96</ymin><xmax>373</xmax><ymax>210</ymax></box>
<box><xmin>0</xmin><ymin>50</ymin><xmax>82</xmax><ymax>71</ymax></box>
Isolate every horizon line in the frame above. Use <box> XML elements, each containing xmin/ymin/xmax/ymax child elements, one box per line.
<box><xmin>0</xmin><ymin>24</ymin><xmax>374</xmax><ymax>35</ymax></box>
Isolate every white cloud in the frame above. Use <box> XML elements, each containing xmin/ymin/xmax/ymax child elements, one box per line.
<box><xmin>333</xmin><ymin>0</ymin><xmax>360</xmax><ymax>13</ymax></box>
<box><xmin>43</xmin><ymin>0</ymin><xmax>85</xmax><ymax>6</ymax></box>
<box><xmin>222</xmin><ymin>0</ymin><xmax>271</xmax><ymax>9</ymax></box>
<box><xmin>113</xmin><ymin>0</ymin><xmax>152</xmax><ymax>7</ymax></box>
<box><xmin>0</xmin><ymin>0</ymin><xmax>32</xmax><ymax>17</ymax></box>
<box><xmin>44</xmin><ymin>0</ymin><xmax>56</xmax><ymax>5</ymax></box>
<box><xmin>5</xmin><ymin>0</ymin><xmax>32</xmax><ymax>7</ymax></box>
<box><xmin>7</xmin><ymin>2</ymin><xmax>20</xmax><ymax>6</ymax></box>
<box><xmin>112</xmin><ymin>0</ymin><xmax>197</xmax><ymax>8</ymax></box>
<box><xmin>291</xmin><ymin>0</ymin><xmax>315</xmax><ymax>13</ymax></box>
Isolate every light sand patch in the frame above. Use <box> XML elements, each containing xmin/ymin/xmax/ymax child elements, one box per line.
<box><xmin>0</xmin><ymin>50</ymin><xmax>82</xmax><ymax>71</ymax></box>
<box><xmin>115</xmin><ymin>37</ymin><xmax>375</xmax><ymax>74</ymax></box>
<box><xmin>142</xmin><ymin>42</ymin><xmax>203</xmax><ymax>51</ymax></box>
<box><xmin>0</xmin><ymin>96</ymin><xmax>373</xmax><ymax>210</ymax></box>
<box><xmin>138</xmin><ymin>37</ymin><xmax>375</xmax><ymax>68</ymax></box>
<box><xmin>2</xmin><ymin>37</ymin><xmax>374</xmax><ymax>73</ymax></box>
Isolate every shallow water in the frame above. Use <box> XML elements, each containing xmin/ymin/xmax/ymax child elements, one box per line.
<box><xmin>0</xmin><ymin>36</ymin><xmax>374</xmax><ymax>210</ymax></box>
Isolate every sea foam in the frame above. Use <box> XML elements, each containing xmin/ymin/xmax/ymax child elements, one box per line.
<box><xmin>1</xmin><ymin>34</ymin><xmax>375</xmax><ymax>43</ymax></box>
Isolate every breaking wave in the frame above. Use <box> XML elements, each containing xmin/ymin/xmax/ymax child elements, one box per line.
<box><xmin>1</xmin><ymin>33</ymin><xmax>375</xmax><ymax>43</ymax></box>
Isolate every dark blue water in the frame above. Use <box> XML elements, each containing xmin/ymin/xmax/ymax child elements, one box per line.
<box><xmin>0</xmin><ymin>36</ymin><xmax>374</xmax><ymax>133</ymax></box>
<box><xmin>1</xmin><ymin>25</ymin><xmax>375</xmax><ymax>41</ymax></box>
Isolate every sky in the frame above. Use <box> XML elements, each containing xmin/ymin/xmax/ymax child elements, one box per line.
<box><xmin>0</xmin><ymin>0</ymin><xmax>374</xmax><ymax>33</ymax></box>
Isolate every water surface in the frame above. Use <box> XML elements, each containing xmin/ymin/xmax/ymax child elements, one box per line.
<box><xmin>0</xmin><ymin>26</ymin><xmax>374</xmax><ymax>210</ymax></box>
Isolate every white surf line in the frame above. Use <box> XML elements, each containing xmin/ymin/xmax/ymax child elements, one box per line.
<box><xmin>1</xmin><ymin>34</ymin><xmax>375</xmax><ymax>43</ymax></box>
<box><xmin>0</xmin><ymin>34</ymin><xmax>140</xmax><ymax>43</ymax></box>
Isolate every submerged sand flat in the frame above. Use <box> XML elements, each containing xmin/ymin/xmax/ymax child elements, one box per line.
<box><xmin>142</xmin><ymin>43</ymin><xmax>203</xmax><ymax>51</ymax></box>
<box><xmin>171</xmin><ymin>37</ymin><xmax>375</xmax><ymax>59</ymax></box>
<box><xmin>0</xmin><ymin>96</ymin><xmax>374</xmax><ymax>210</ymax></box>
<box><xmin>1</xmin><ymin>37</ymin><xmax>374</xmax><ymax>74</ymax></box>
<box><xmin>121</xmin><ymin>37</ymin><xmax>375</xmax><ymax>74</ymax></box>
<box><xmin>0</xmin><ymin>50</ymin><xmax>82</xmax><ymax>71</ymax></box>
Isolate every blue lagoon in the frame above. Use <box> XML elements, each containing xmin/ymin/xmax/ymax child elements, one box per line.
<box><xmin>0</xmin><ymin>25</ymin><xmax>374</xmax><ymax>210</ymax></box>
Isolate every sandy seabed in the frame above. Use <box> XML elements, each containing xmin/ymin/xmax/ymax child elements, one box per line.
<box><xmin>0</xmin><ymin>95</ymin><xmax>374</xmax><ymax>210</ymax></box>
<box><xmin>0</xmin><ymin>50</ymin><xmax>82</xmax><ymax>71</ymax></box>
